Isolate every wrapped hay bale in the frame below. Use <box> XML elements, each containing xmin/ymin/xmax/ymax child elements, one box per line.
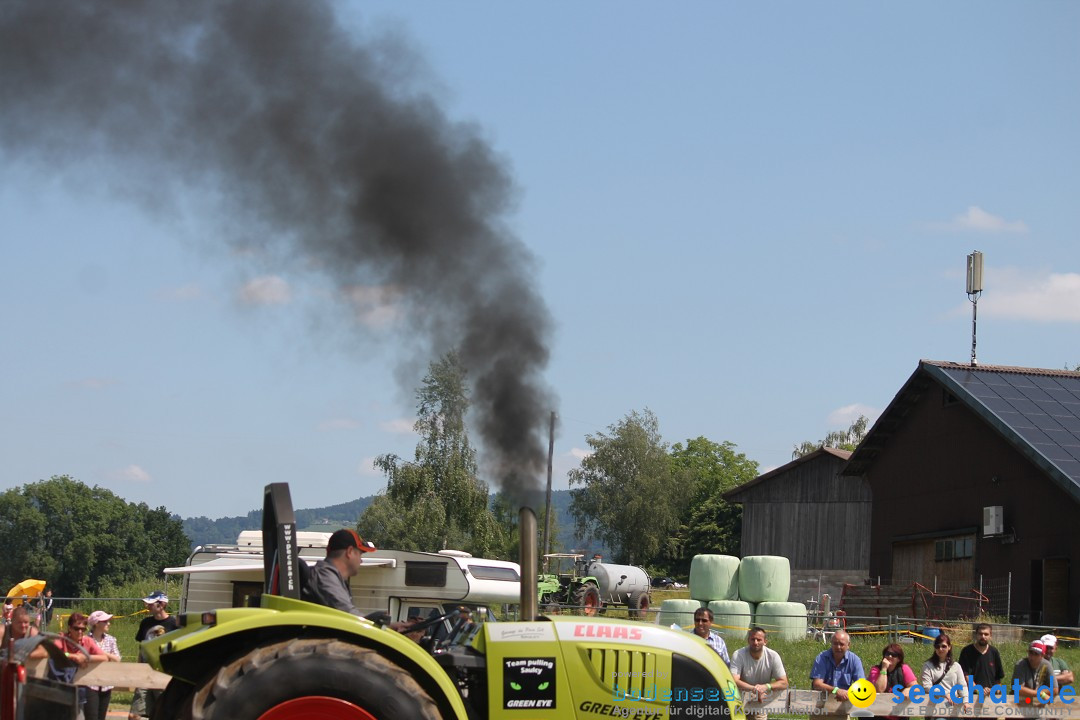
<box><xmin>754</xmin><ymin>601</ymin><xmax>807</xmax><ymax>641</ymax></box>
<box><xmin>706</xmin><ymin>600</ymin><xmax>753</xmax><ymax>638</ymax></box>
<box><xmin>656</xmin><ymin>599</ymin><xmax>705</xmax><ymax>629</ymax></box>
<box><xmin>737</xmin><ymin>555</ymin><xmax>790</xmax><ymax>603</ymax></box>
<box><xmin>689</xmin><ymin>554</ymin><xmax>740</xmax><ymax>601</ymax></box>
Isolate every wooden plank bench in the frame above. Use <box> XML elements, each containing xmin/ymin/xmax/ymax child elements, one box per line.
<box><xmin>739</xmin><ymin>688</ymin><xmax>1080</xmax><ymax>718</ymax></box>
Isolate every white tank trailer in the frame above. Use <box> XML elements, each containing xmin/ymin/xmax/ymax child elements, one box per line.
<box><xmin>585</xmin><ymin>559</ymin><xmax>652</xmax><ymax>614</ymax></box>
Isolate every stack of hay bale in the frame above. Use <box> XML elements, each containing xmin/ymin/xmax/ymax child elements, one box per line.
<box><xmin>656</xmin><ymin>555</ymin><xmax>807</xmax><ymax>640</ymax></box>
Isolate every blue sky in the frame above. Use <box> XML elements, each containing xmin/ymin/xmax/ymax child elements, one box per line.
<box><xmin>2</xmin><ymin>2</ymin><xmax>1078</xmax><ymax>520</ymax></box>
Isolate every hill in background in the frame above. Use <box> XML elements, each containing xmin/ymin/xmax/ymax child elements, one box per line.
<box><xmin>182</xmin><ymin>489</ymin><xmax>609</xmax><ymax>558</ymax></box>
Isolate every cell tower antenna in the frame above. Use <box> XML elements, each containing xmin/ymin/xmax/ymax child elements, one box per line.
<box><xmin>966</xmin><ymin>251</ymin><xmax>983</xmax><ymax>367</ymax></box>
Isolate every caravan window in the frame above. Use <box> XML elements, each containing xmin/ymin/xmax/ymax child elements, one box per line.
<box><xmin>405</xmin><ymin>561</ymin><xmax>447</xmax><ymax>587</ymax></box>
<box><xmin>469</xmin><ymin>565</ymin><xmax>520</xmax><ymax>582</ymax></box>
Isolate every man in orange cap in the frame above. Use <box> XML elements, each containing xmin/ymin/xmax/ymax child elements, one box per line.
<box><xmin>303</xmin><ymin>528</ymin><xmax>377</xmax><ymax>616</ymax></box>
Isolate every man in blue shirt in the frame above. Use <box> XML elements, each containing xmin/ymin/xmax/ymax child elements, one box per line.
<box><xmin>811</xmin><ymin>630</ymin><xmax>865</xmax><ymax>702</ymax></box>
<box><xmin>692</xmin><ymin>607</ymin><xmax>730</xmax><ymax>666</ymax></box>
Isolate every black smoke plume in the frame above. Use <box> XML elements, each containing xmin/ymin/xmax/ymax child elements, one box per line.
<box><xmin>0</xmin><ymin>1</ymin><xmax>552</xmax><ymax>500</ymax></box>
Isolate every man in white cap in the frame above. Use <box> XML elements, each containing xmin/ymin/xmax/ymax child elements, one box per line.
<box><xmin>1041</xmin><ymin>634</ymin><xmax>1074</xmax><ymax>688</ymax></box>
<box><xmin>135</xmin><ymin>590</ymin><xmax>177</xmax><ymax>642</ymax></box>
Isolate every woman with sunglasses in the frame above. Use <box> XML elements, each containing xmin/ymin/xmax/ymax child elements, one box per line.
<box><xmin>870</xmin><ymin>643</ymin><xmax>917</xmax><ymax>698</ymax></box>
<box><xmin>919</xmin><ymin>632</ymin><xmax>970</xmax><ymax>710</ymax></box>
<box><xmin>48</xmin><ymin>612</ymin><xmax>109</xmax><ymax>719</ymax></box>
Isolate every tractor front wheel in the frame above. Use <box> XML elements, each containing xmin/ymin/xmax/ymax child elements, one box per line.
<box><xmin>177</xmin><ymin>639</ymin><xmax>442</xmax><ymax>720</ymax></box>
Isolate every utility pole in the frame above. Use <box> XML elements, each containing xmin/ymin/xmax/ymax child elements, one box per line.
<box><xmin>542</xmin><ymin>411</ymin><xmax>555</xmax><ymax>557</ymax></box>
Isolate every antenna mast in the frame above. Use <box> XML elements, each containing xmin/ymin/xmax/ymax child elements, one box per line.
<box><xmin>966</xmin><ymin>251</ymin><xmax>983</xmax><ymax>367</ymax></box>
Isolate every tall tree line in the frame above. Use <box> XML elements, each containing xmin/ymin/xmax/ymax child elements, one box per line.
<box><xmin>568</xmin><ymin>409</ymin><xmax>757</xmax><ymax>576</ymax></box>
<box><xmin>0</xmin><ymin>475</ymin><xmax>189</xmax><ymax>597</ymax></box>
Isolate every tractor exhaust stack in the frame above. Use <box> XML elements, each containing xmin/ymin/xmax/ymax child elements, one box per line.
<box><xmin>519</xmin><ymin>507</ymin><xmax>537</xmax><ymax>621</ymax></box>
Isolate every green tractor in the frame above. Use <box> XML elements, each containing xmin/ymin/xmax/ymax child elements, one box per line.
<box><xmin>536</xmin><ymin>553</ymin><xmax>602</xmax><ymax>616</ymax></box>
<box><xmin>138</xmin><ymin>483</ymin><xmax>745</xmax><ymax>720</ymax></box>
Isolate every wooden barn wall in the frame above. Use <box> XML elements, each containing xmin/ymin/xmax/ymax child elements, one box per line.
<box><xmin>891</xmin><ymin>538</ymin><xmax>974</xmax><ymax>586</ymax></box>
<box><xmin>736</xmin><ymin>456</ymin><xmax>871</xmax><ymax>571</ymax></box>
<box><xmin>865</xmin><ymin>378</ymin><xmax>1080</xmax><ymax>625</ymax></box>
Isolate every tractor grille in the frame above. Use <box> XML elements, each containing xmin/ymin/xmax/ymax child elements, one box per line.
<box><xmin>584</xmin><ymin>647</ymin><xmax>665</xmax><ymax>698</ymax></box>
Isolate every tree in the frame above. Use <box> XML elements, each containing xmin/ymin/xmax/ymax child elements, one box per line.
<box><xmin>568</xmin><ymin>409</ymin><xmax>690</xmax><ymax>565</ymax></box>
<box><xmin>0</xmin><ymin>475</ymin><xmax>189</xmax><ymax>597</ymax></box>
<box><xmin>666</xmin><ymin>437</ymin><xmax>758</xmax><ymax>574</ymax></box>
<box><xmin>792</xmin><ymin>415</ymin><xmax>870</xmax><ymax>458</ymax></box>
<box><xmin>358</xmin><ymin>352</ymin><xmax>504</xmax><ymax>557</ymax></box>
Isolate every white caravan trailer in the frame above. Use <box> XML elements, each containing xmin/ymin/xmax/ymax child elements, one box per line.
<box><xmin>165</xmin><ymin>531</ymin><xmax>521</xmax><ymax>628</ymax></box>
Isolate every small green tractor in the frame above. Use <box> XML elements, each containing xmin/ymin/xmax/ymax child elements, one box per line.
<box><xmin>536</xmin><ymin>553</ymin><xmax>603</xmax><ymax>616</ymax></box>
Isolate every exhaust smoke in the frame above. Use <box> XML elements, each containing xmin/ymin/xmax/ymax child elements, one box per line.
<box><xmin>0</xmin><ymin>1</ymin><xmax>553</xmax><ymax>501</ymax></box>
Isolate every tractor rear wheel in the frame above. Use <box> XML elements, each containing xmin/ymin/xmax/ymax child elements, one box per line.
<box><xmin>178</xmin><ymin>639</ymin><xmax>442</xmax><ymax>720</ymax></box>
<box><xmin>627</xmin><ymin>590</ymin><xmax>651</xmax><ymax>620</ymax></box>
<box><xmin>573</xmin><ymin>583</ymin><xmax>602</xmax><ymax>616</ymax></box>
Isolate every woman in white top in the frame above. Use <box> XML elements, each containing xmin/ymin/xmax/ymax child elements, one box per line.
<box><xmin>920</xmin><ymin>632</ymin><xmax>970</xmax><ymax>711</ymax></box>
<box><xmin>86</xmin><ymin>610</ymin><xmax>122</xmax><ymax>720</ymax></box>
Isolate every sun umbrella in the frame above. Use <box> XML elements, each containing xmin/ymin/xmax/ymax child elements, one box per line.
<box><xmin>6</xmin><ymin>579</ymin><xmax>46</xmax><ymax>605</ymax></box>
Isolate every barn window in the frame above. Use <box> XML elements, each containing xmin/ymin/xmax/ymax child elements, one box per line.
<box><xmin>934</xmin><ymin>537</ymin><xmax>973</xmax><ymax>561</ymax></box>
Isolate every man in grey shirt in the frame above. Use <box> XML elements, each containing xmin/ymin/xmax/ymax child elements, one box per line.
<box><xmin>304</xmin><ymin>528</ymin><xmax>377</xmax><ymax>616</ymax></box>
<box><xmin>1011</xmin><ymin>641</ymin><xmax>1058</xmax><ymax>705</ymax></box>
<box><xmin>730</xmin><ymin>627</ymin><xmax>789</xmax><ymax>702</ymax></box>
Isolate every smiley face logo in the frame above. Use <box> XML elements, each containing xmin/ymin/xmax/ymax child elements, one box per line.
<box><xmin>848</xmin><ymin>678</ymin><xmax>876</xmax><ymax>708</ymax></box>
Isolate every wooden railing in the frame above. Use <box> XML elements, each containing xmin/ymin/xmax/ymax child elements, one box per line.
<box><xmin>25</xmin><ymin>659</ymin><xmax>170</xmax><ymax>690</ymax></box>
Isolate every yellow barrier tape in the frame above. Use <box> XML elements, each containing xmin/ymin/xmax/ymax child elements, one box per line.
<box><xmin>54</xmin><ymin>608</ymin><xmax>151</xmax><ymax>627</ymax></box>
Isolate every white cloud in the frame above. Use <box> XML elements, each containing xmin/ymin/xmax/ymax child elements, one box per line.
<box><xmin>972</xmin><ymin>267</ymin><xmax>1080</xmax><ymax>323</ymax></box>
<box><xmin>358</xmin><ymin>457</ymin><xmax>382</xmax><ymax>477</ymax></box>
<box><xmin>113</xmin><ymin>464</ymin><xmax>151</xmax><ymax>483</ymax></box>
<box><xmin>237</xmin><ymin>275</ymin><xmax>292</xmax><ymax>306</ymax></box>
<box><xmin>345</xmin><ymin>284</ymin><xmax>400</xmax><ymax>328</ymax></box>
<box><xmin>380</xmin><ymin>418</ymin><xmax>416</xmax><ymax>434</ymax></box>
<box><xmin>827</xmin><ymin>403</ymin><xmax>879</xmax><ymax>427</ymax></box>
<box><xmin>569</xmin><ymin>447</ymin><xmax>592</xmax><ymax>460</ymax></box>
<box><xmin>317</xmin><ymin>418</ymin><xmax>361</xmax><ymax>431</ymax></box>
<box><xmin>935</xmin><ymin>206</ymin><xmax>1028</xmax><ymax>234</ymax></box>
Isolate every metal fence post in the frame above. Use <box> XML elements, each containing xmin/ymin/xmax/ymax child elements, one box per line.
<box><xmin>1006</xmin><ymin>571</ymin><xmax>1011</xmax><ymax>621</ymax></box>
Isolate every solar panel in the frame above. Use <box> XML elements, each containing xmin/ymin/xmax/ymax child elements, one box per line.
<box><xmin>931</xmin><ymin>364</ymin><xmax>1080</xmax><ymax>498</ymax></box>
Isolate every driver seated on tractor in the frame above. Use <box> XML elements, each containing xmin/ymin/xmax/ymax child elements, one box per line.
<box><xmin>302</xmin><ymin>529</ymin><xmax>411</xmax><ymax>632</ymax></box>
